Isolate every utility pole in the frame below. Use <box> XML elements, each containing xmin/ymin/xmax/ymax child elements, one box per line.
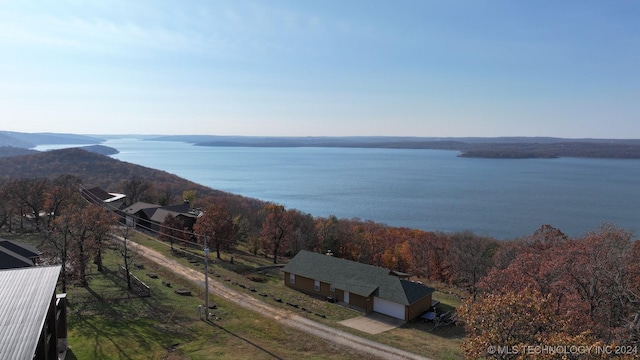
<box><xmin>204</xmin><ymin>246</ymin><xmax>210</xmax><ymax>320</ymax></box>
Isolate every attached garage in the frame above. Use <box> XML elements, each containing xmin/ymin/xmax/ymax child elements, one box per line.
<box><xmin>373</xmin><ymin>296</ymin><xmax>405</xmax><ymax>320</ymax></box>
<box><xmin>282</xmin><ymin>251</ymin><xmax>435</xmax><ymax>322</ymax></box>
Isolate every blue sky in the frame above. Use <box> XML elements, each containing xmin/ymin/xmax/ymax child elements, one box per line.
<box><xmin>1</xmin><ymin>1</ymin><xmax>639</xmax><ymax>138</ymax></box>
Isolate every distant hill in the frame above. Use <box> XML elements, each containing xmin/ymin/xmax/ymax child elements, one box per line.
<box><xmin>0</xmin><ymin>145</ymin><xmax>117</xmax><ymax>158</ymax></box>
<box><xmin>78</xmin><ymin>145</ymin><xmax>118</xmax><ymax>156</ymax></box>
<box><xmin>0</xmin><ymin>146</ymin><xmax>39</xmax><ymax>158</ymax></box>
<box><xmin>155</xmin><ymin>135</ymin><xmax>640</xmax><ymax>159</ymax></box>
<box><xmin>0</xmin><ymin>147</ymin><xmax>262</xmax><ymax>209</ymax></box>
<box><xmin>0</xmin><ymin>131</ymin><xmax>104</xmax><ymax>148</ymax></box>
<box><xmin>0</xmin><ymin>133</ymin><xmax>33</xmax><ymax>148</ymax></box>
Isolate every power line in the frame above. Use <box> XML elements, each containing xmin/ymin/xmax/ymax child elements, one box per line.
<box><xmin>78</xmin><ymin>184</ymin><xmax>212</xmax><ymax>249</ymax></box>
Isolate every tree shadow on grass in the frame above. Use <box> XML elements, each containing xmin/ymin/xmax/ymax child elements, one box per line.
<box><xmin>64</xmin><ymin>348</ymin><xmax>78</xmax><ymax>360</ymax></box>
<box><xmin>70</xmin><ymin>282</ymin><xmax>171</xmax><ymax>360</ymax></box>
<box><xmin>205</xmin><ymin>319</ymin><xmax>284</xmax><ymax>360</ymax></box>
<box><xmin>402</xmin><ymin>320</ymin><xmax>466</xmax><ymax>338</ymax></box>
<box><xmin>78</xmin><ymin>286</ymin><xmax>135</xmax><ymax>360</ymax></box>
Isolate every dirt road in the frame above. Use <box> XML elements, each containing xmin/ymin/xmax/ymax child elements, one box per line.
<box><xmin>126</xmin><ymin>240</ymin><xmax>432</xmax><ymax>360</ymax></box>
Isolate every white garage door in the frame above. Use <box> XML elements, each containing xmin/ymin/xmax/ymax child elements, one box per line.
<box><xmin>373</xmin><ymin>297</ymin><xmax>405</xmax><ymax>320</ymax></box>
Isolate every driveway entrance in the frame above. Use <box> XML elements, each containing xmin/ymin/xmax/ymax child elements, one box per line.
<box><xmin>338</xmin><ymin>312</ymin><xmax>406</xmax><ymax>334</ymax></box>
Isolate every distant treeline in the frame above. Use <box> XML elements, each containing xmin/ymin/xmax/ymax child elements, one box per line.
<box><xmin>180</xmin><ymin>136</ymin><xmax>640</xmax><ymax>159</ymax></box>
<box><xmin>3</xmin><ymin>130</ymin><xmax>640</xmax><ymax>159</ymax></box>
<box><xmin>459</xmin><ymin>142</ymin><xmax>640</xmax><ymax>159</ymax></box>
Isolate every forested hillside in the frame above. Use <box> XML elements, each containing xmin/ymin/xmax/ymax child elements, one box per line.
<box><xmin>459</xmin><ymin>142</ymin><xmax>640</xmax><ymax>159</ymax></box>
<box><xmin>0</xmin><ymin>146</ymin><xmax>39</xmax><ymax>157</ymax></box>
<box><xmin>0</xmin><ymin>147</ymin><xmax>260</xmax><ymax>207</ymax></box>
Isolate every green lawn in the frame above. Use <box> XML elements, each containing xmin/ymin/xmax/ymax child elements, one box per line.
<box><xmin>130</xmin><ymin>233</ymin><xmax>466</xmax><ymax>359</ymax></box>
<box><xmin>63</xmin><ymin>245</ymin><xmax>364</xmax><ymax>359</ymax></box>
<box><xmin>4</xmin><ymin>230</ymin><xmax>465</xmax><ymax>359</ymax></box>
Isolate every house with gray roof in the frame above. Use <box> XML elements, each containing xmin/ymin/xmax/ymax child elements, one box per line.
<box><xmin>122</xmin><ymin>202</ymin><xmax>162</xmax><ymax>228</ymax></box>
<box><xmin>282</xmin><ymin>250</ymin><xmax>435</xmax><ymax>321</ymax></box>
<box><xmin>0</xmin><ymin>239</ymin><xmax>40</xmax><ymax>269</ymax></box>
<box><xmin>0</xmin><ymin>265</ymin><xmax>68</xmax><ymax>360</ymax></box>
<box><xmin>122</xmin><ymin>202</ymin><xmax>201</xmax><ymax>233</ymax></box>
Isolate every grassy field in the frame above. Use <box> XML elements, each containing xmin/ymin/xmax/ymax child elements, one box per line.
<box><xmin>129</xmin><ymin>233</ymin><xmax>466</xmax><ymax>360</ymax></box>
<box><xmin>64</xmin><ymin>245</ymin><xmax>366</xmax><ymax>359</ymax></box>
<box><xmin>4</xmin><ymin>230</ymin><xmax>465</xmax><ymax>359</ymax></box>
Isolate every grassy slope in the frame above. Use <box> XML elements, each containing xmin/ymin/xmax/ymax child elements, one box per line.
<box><xmin>3</xmin><ymin>228</ymin><xmax>464</xmax><ymax>360</ymax></box>
<box><xmin>130</xmin><ymin>232</ymin><xmax>466</xmax><ymax>360</ymax></box>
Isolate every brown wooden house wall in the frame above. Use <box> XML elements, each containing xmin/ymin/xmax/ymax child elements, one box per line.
<box><xmin>284</xmin><ymin>272</ymin><xmax>375</xmax><ymax>313</ymax></box>
<box><xmin>406</xmin><ymin>293</ymin><xmax>433</xmax><ymax>321</ymax></box>
<box><xmin>348</xmin><ymin>292</ymin><xmax>373</xmax><ymax>313</ymax></box>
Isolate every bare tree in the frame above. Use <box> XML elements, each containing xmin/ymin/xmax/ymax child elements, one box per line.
<box><xmin>45</xmin><ymin>175</ymin><xmax>82</xmax><ymax>229</ymax></box>
<box><xmin>406</xmin><ymin>231</ymin><xmax>437</xmax><ymax>278</ymax></box>
<box><xmin>159</xmin><ymin>213</ymin><xmax>189</xmax><ymax>250</ymax></box>
<box><xmin>14</xmin><ymin>178</ymin><xmax>49</xmax><ymax>230</ymax></box>
<box><xmin>448</xmin><ymin>231</ymin><xmax>497</xmax><ymax>301</ymax></box>
<box><xmin>114</xmin><ymin>225</ymin><xmax>135</xmax><ymax>290</ymax></box>
<box><xmin>122</xmin><ymin>176</ymin><xmax>151</xmax><ymax>206</ymax></box>
<box><xmin>289</xmin><ymin>211</ymin><xmax>317</xmax><ymax>255</ymax></box>
<box><xmin>92</xmin><ymin>205</ymin><xmax>117</xmax><ymax>272</ymax></box>
<box><xmin>46</xmin><ymin>205</ymin><xmax>77</xmax><ymax>292</ymax></box>
<box><xmin>0</xmin><ymin>180</ymin><xmax>16</xmax><ymax>231</ymax></box>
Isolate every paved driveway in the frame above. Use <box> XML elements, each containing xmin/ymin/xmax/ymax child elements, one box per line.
<box><xmin>338</xmin><ymin>312</ymin><xmax>406</xmax><ymax>334</ymax></box>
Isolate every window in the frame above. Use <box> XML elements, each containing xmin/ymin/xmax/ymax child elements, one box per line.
<box><xmin>289</xmin><ymin>273</ymin><xmax>295</xmax><ymax>284</ymax></box>
<box><xmin>314</xmin><ymin>280</ymin><xmax>320</xmax><ymax>291</ymax></box>
<box><xmin>330</xmin><ymin>284</ymin><xmax>335</xmax><ymax>292</ymax></box>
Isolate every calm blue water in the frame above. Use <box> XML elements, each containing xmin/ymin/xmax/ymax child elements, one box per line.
<box><xmin>37</xmin><ymin>138</ymin><xmax>640</xmax><ymax>239</ymax></box>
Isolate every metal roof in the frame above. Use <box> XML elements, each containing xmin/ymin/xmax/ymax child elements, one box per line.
<box><xmin>282</xmin><ymin>251</ymin><xmax>434</xmax><ymax>305</ymax></box>
<box><xmin>0</xmin><ymin>266</ymin><xmax>62</xmax><ymax>360</ymax></box>
<box><xmin>105</xmin><ymin>193</ymin><xmax>126</xmax><ymax>203</ymax></box>
<box><xmin>80</xmin><ymin>186</ymin><xmax>111</xmax><ymax>203</ymax></box>
<box><xmin>81</xmin><ymin>186</ymin><xmax>112</xmax><ymax>201</ymax></box>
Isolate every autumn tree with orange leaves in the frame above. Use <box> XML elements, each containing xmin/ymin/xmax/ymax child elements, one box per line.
<box><xmin>459</xmin><ymin>224</ymin><xmax>640</xmax><ymax>359</ymax></box>
<box><xmin>46</xmin><ymin>192</ymin><xmax>117</xmax><ymax>289</ymax></box>
<box><xmin>261</xmin><ymin>204</ymin><xmax>295</xmax><ymax>264</ymax></box>
<box><xmin>458</xmin><ymin>287</ymin><xmax>618</xmax><ymax>360</ymax></box>
<box><xmin>194</xmin><ymin>202</ymin><xmax>237</xmax><ymax>259</ymax></box>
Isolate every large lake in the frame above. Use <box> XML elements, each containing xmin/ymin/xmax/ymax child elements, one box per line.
<box><xmin>39</xmin><ymin>138</ymin><xmax>640</xmax><ymax>239</ymax></box>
